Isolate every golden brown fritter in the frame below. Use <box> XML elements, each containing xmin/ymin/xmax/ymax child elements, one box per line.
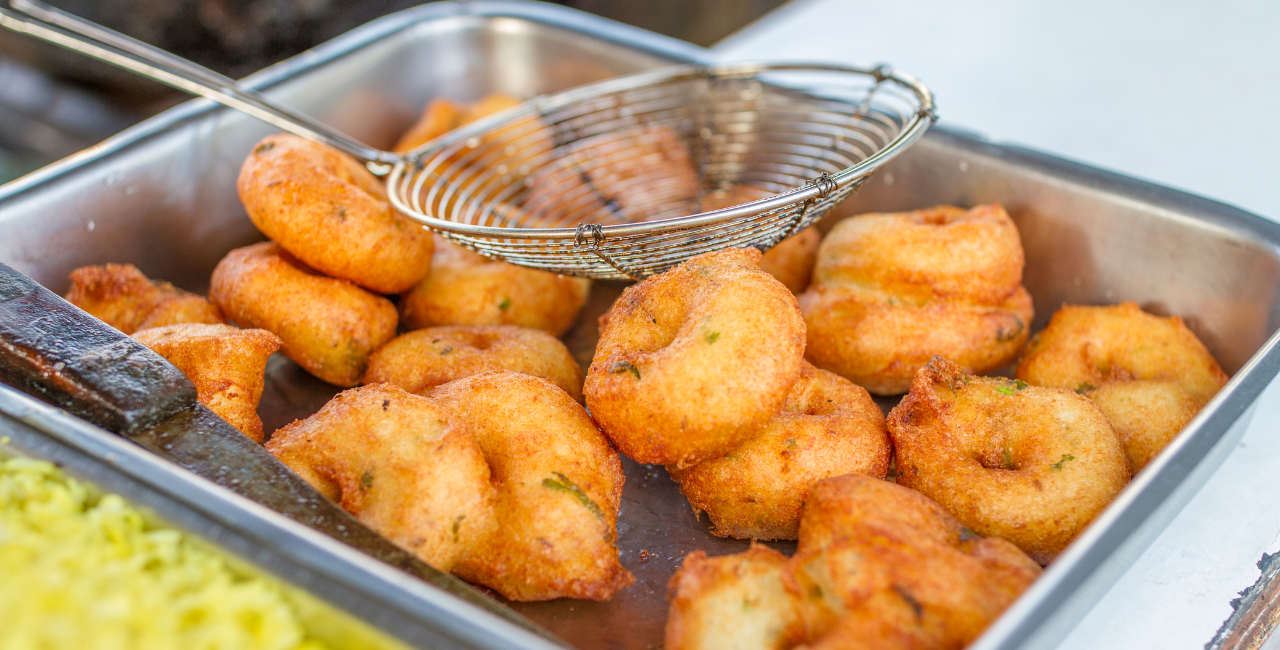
<box><xmin>585</xmin><ymin>248</ymin><xmax>806</xmax><ymax>467</ymax></box>
<box><xmin>64</xmin><ymin>263</ymin><xmax>225</xmax><ymax>334</ymax></box>
<box><xmin>266</xmin><ymin>384</ymin><xmax>497</xmax><ymax>572</ymax></box>
<box><xmin>888</xmin><ymin>357</ymin><xmax>1130</xmax><ymax>564</ymax></box>
<box><xmin>393</xmin><ymin>93</ymin><xmax>523</xmax><ymax>153</ymax></box>
<box><xmin>132</xmin><ymin>323</ymin><xmax>281</xmax><ymax>443</ymax></box>
<box><xmin>699</xmin><ymin>186</ymin><xmax>822</xmax><ymax>294</ymax></box>
<box><xmin>669</xmin><ymin>362</ymin><xmax>889</xmax><ymax>540</ymax></box>
<box><xmin>237</xmin><ymin>134</ymin><xmax>433</xmax><ymax>293</ymax></box>
<box><xmin>665</xmin><ymin>474</ymin><xmax>1042</xmax><ymax>650</ymax></box>
<box><xmin>665</xmin><ymin>544</ymin><xmax>805</xmax><ymax>650</ymax></box>
<box><xmin>365</xmin><ymin>325</ymin><xmax>583</xmax><ymax>402</ymax></box>
<box><xmin>209</xmin><ymin>242</ymin><xmax>398</xmax><ymax>387</ymax></box>
<box><xmin>523</xmin><ymin>123</ymin><xmax>702</xmax><ymax>225</ymax></box>
<box><xmin>799</xmin><ymin>204</ymin><xmax>1034</xmax><ymax>395</ymax></box>
<box><xmin>399</xmin><ymin>236</ymin><xmax>591</xmax><ymax>337</ymax></box>
<box><xmin>429</xmin><ymin>371</ymin><xmax>633</xmax><ymax>601</ymax></box>
<box><xmin>1016</xmin><ymin>302</ymin><xmax>1229</xmax><ymax>473</ymax></box>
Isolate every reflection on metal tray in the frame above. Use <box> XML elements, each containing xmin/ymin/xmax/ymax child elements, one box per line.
<box><xmin>2</xmin><ymin>2</ymin><xmax>1280</xmax><ymax>650</ymax></box>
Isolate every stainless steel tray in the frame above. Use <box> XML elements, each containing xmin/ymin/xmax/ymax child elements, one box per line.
<box><xmin>2</xmin><ymin>2</ymin><xmax>1279</xmax><ymax>649</ymax></box>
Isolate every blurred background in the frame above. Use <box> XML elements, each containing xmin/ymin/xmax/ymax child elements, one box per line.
<box><xmin>0</xmin><ymin>0</ymin><xmax>787</xmax><ymax>183</ymax></box>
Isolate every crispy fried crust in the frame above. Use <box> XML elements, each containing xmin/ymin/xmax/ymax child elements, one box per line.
<box><xmin>65</xmin><ymin>263</ymin><xmax>225</xmax><ymax>334</ymax></box>
<box><xmin>887</xmin><ymin>357</ymin><xmax>1130</xmax><ymax>564</ymax></box>
<box><xmin>665</xmin><ymin>544</ymin><xmax>804</xmax><ymax>650</ymax></box>
<box><xmin>1015</xmin><ymin>302</ymin><xmax>1229</xmax><ymax>473</ymax></box>
<box><xmin>665</xmin><ymin>475</ymin><xmax>1042</xmax><ymax>650</ymax></box>
<box><xmin>237</xmin><ymin>134</ymin><xmax>433</xmax><ymax>293</ymax></box>
<box><xmin>585</xmin><ymin>248</ymin><xmax>806</xmax><ymax>467</ymax></box>
<box><xmin>366</xmin><ymin>325</ymin><xmax>583</xmax><ymax>401</ymax></box>
<box><xmin>399</xmin><ymin>236</ymin><xmax>591</xmax><ymax>337</ymax></box>
<box><xmin>266</xmin><ymin>384</ymin><xmax>497</xmax><ymax>572</ymax></box>
<box><xmin>429</xmin><ymin>371</ymin><xmax>633</xmax><ymax>601</ymax></box>
<box><xmin>209</xmin><ymin>242</ymin><xmax>398</xmax><ymax>387</ymax></box>
<box><xmin>799</xmin><ymin>204</ymin><xmax>1033</xmax><ymax>395</ymax></box>
<box><xmin>700</xmin><ymin>186</ymin><xmax>822</xmax><ymax>294</ymax></box>
<box><xmin>132</xmin><ymin>323</ymin><xmax>280</xmax><ymax>442</ymax></box>
<box><xmin>670</xmin><ymin>362</ymin><xmax>889</xmax><ymax>540</ymax></box>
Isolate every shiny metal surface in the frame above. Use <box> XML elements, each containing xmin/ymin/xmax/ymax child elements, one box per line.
<box><xmin>1</xmin><ymin>2</ymin><xmax>1279</xmax><ymax>650</ymax></box>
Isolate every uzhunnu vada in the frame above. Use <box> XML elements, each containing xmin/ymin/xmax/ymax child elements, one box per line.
<box><xmin>132</xmin><ymin>323</ymin><xmax>281</xmax><ymax>443</ymax></box>
<box><xmin>665</xmin><ymin>474</ymin><xmax>1042</xmax><ymax>650</ymax></box>
<box><xmin>209</xmin><ymin>242</ymin><xmax>397</xmax><ymax>387</ymax></box>
<box><xmin>668</xmin><ymin>362</ymin><xmax>889</xmax><ymax>540</ymax></box>
<box><xmin>365</xmin><ymin>325</ymin><xmax>583</xmax><ymax>401</ymax></box>
<box><xmin>238</xmin><ymin>133</ymin><xmax>433</xmax><ymax>293</ymax></box>
<box><xmin>429</xmin><ymin>371</ymin><xmax>633</xmax><ymax>601</ymax></box>
<box><xmin>799</xmin><ymin>203</ymin><xmax>1034</xmax><ymax>395</ymax></box>
<box><xmin>585</xmin><ymin>248</ymin><xmax>806</xmax><ymax>467</ymax></box>
<box><xmin>399</xmin><ymin>235</ymin><xmax>591</xmax><ymax>337</ymax></box>
<box><xmin>700</xmin><ymin>186</ymin><xmax>821</xmax><ymax>294</ymax></box>
<box><xmin>888</xmin><ymin>356</ymin><xmax>1130</xmax><ymax>564</ymax></box>
<box><xmin>266</xmin><ymin>383</ymin><xmax>497</xmax><ymax>572</ymax></box>
<box><xmin>65</xmin><ymin>263</ymin><xmax>224</xmax><ymax>334</ymax></box>
<box><xmin>1016</xmin><ymin>302</ymin><xmax>1229</xmax><ymax>473</ymax></box>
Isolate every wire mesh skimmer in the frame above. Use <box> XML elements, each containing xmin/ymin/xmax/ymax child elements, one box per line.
<box><xmin>0</xmin><ymin>0</ymin><xmax>936</xmax><ymax>281</ymax></box>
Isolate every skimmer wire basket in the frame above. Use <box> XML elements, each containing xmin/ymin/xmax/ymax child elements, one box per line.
<box><xmin>388</xmin><ymin>62</ymin><xmax>936</xmax><ymax>280</ymax></box>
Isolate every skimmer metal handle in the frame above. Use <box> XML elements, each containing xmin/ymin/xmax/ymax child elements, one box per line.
<box><xmin>0</xmin><ymin>0</ymin><xmax>399</xmax><ymax>171</ymax></box>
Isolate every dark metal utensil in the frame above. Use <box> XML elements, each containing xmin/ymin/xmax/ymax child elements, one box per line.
<box><xmin>0</xmin><ymin>261</ymin><xmax>559</xmax><ymax>644</ymax></box>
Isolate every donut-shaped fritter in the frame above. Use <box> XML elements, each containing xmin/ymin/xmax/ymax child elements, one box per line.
<box><xmin>133</xmin><ymin>323</ymin><xmax>281</xmax><ymax>442</ymax></box>
<box><xmin>65</xmin><ymin>263</ymin><xmax>225</xmax><ymax>334</ymax></box>
<box><xmin>1015</xmin><ymin>302</ymin><xmax>1229</xmax><ymax>473</ymax></box>
<box><xmin>585</xmin><ymin>248</ymin><xmax>806</xmax><ymax>467</ymax></box>
<box><xmin>400</xmin><ymin>236</ymin><xmax>591</xmax><ymax>337</ymax></box>
<box><xmin>365</xmin><ymin>325</ymin><xmax>583</xmax><ymax>401</ymax></box>
<box><xmin>799</xmin><ymin>204</ymin><xmax>1034</xmax><ymax>395</ymax></box>
<box><xmin>429</xmin><ymin>371</ymin><xmax>633</xmax><ymax>601</ymax></box>
<box><xmin>888</xmin><ymin>357</ymin><xmax>1130</xmax><ymax>564</ymax></box>
<box><xmin>669</xmin><ymin>362</ymin><xmax>889</xmax><ymax>540</ymax></box>
<box><xmin>210</xmin><ymin>242</ymin><xmax>398</xmax><ymax>387</ymax></box>
<box><xmin>699</xmin><ymin>186</ymin><xmax>822</xmax><ymax>294</ymax></box>
<box><xmin>237</xmin><ymin>134</ymin><xmax>433</xmax><ymax>293</ymax></box>
<box><xmin>266</xmin><ymin>384</ymin><xmax>497</xmax><ymax>572</ymax></box>
<box><xmin>665</xmin><ymin>474</ymin><xmax>1041</xmax><ymax>650</ymax></box>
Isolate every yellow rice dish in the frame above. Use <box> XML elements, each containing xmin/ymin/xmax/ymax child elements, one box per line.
<box><xmin>0</xmin><ymin>453</ymin><xmax>360</xmax><ymax>650</ymax></box>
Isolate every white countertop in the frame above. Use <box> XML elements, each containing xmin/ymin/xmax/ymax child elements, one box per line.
<box><xmin>715</xmin><ymin>1</ymin><xmax>1280</xmax><ymax>647</ymax></box>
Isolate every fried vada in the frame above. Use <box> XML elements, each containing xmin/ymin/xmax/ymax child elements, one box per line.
<box><xmin>399</xmin><ymin>235</ymin><xmax>591</xmax><ymax>337</ymax></box>
<box><xmin>266</xmin><ymin>384</ymin><xmax>497</xmax><ymax>572</ymax></box>
<box><xmin>700</xmin><ymin>186</ymin><xmax>821</xmax><ymax>294</ymax></box>
<box><xmin>65</xmin><ymin>263</ymin><xmax>225</xmax><ymax>334</ymax></box>
<box><xmin>799</xmin><ymin>204</ymin><xmax>1034</xmax><ymax>395</ymax></box>
<box><xmin>429</xmin><ymin>371</ymin><xmax>633</xmax><ymax>601</ymax></box>
<box><xmin>665</xmin><ymin>474</ymin><xmax>1042</xmax><ymax>650</ymax></box>
<box><xmin>888</xmin><ymin>357</ymin><xmax>1130</xmax><ymax>564</ymax></box>
<box><xmin>132</xmin><ymin>323</ymin><xmax>281</xmax><ymax>442</ymax></box>
<box><xmin>210</xmin><ymin>242</ymin><xmax>397</xmax><ymax>387</ymax></box>
<box><xmin>669</xmin><ymin>362</ymin><xmax>889</xmax><ymax>540</ymax></box>
<box><xmin>365</xmin><ymin>324</ymin><xmax>583</xmax><ymax>401</ymax></box>
<box><xmin>238</xmin><ymin>134</ymin><xmax>433</xmax><ymax>293</ymax></box>
<box><xmin>1015</xmin><ymin>302</ymin><xmax>1229</xmax><ymax>473</ymax></box>
<box><xmin>585</xmin><ymin>248</ymin><xmax>806</xmax><ymax>467</ymax></box>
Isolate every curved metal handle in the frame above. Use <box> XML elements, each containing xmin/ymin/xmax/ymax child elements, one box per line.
<box><xmin>0</xmin><ymin>0</ymin><xmax>398</xmax><ymax>169</ymax></box>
